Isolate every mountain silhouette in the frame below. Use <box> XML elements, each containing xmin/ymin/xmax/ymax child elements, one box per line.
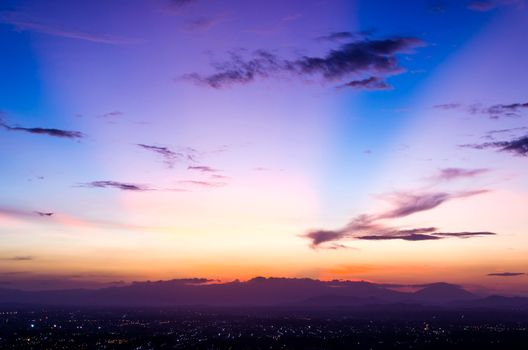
<box><xmin>0</xmin><ymin>277</ymin><xmax>526</xmax><ymax>309</ymax></box>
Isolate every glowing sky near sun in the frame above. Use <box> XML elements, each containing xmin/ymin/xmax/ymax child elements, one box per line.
<box><xmin>0</xmin><ymin>0</ymin><xmax>527</xmax><ymax>294</ymax></box>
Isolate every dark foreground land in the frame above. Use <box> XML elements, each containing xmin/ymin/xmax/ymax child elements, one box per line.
<box><xmin>1</xmin><ymin>306</ymin><xmax>527</xmax><ymax>349</ymax></box>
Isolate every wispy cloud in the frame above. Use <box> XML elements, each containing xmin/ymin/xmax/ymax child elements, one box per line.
<box><xmin>188</xmin><ymin>165</ymin><xmax>219</xmax><ymax>173</ymax></box>
<box><xmin>99</xmin><ymin>111</ymin><xmax>124</xmax><ymax>118</ymax></box>
<box><xmin>79</xmin><ymin>181</ymin><xmax>151</xmax><ymax>191</ymax></box>
<box><xmin>0</xmin><ymin>256</ymin><xmax>34</xmax><ymax>261</ymax></box>
<box><xmin>430</xmin><ymin>168</ymin><xmax>490</xmax><ymax>181</ymax></box>
<box><xmin>487</xmin><ymin>272</ymin><xmax>525</xmax><ymax>276</ymax></box>
<box><xmin>178</xmin><ymin>180</ymin><xmax>227</xmax><ymax>188</ymax></box>
<box><xmin>357</xmin><ymin>233</ymin><xmax>442</xmax><ymax>241</ymax></box>
<box><xmin>304</xmin><ymin>188</ymin><xmax>492</xmax><ymax>248</ymax></box>
<box><xmin>0</xmin><ymin>119</ymin><xmax>84</xmax><ymax>139</ymax></box>
<box><xmin>337</xmin><ymin>76</ymin><xmax>392</xmax><ymax>90</ymax></box>
<box><xmin>377</xmin><ymin>190</ymin><xmax>489</xmax><ymax>220</ymax></box>
<box><xmin>137</xmin><ymin>144</ymin><xmax>184</xmax><ymax>168</ymax></box>
<box><xmin>182</xmin><ymin>33</ymin><xmax>424</xmax><ymax>89</ymax></box>
<box><xmin>460</xmin><ymin>135</ymin><xmax>528</xmax><ymax>157</ymax></box>
<box><xmin>316</xmin><ymin>31</ymin><xmax>363</xmax><ymax>42</ymax></box>
<box><xmin>0</xmin><ymin>11</ymin><xmax>137</xmax><ymax>45</ymax></box>
<box><xmin>35</xmin><ymin>211</ymin><xmax>54</xmax><ymax>217</ymax></box>
<box><xmin>435</xmin><ymin>101</ymin><xmax>528</xmax><ymax>119</ymax></box>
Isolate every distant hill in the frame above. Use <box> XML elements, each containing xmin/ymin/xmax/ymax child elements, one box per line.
<box><xmin>0</xmin><ymin>277</ymin><xmax>527</xmax><ymax>310</ymax></box>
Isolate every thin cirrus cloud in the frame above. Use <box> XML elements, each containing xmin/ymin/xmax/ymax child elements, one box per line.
<box><xmin>177</xmin><ymin>180</ymin><xmax>227</xmax><ymax>188</ymax></box>
<box><xmin>0</xmin><ymin>256</ymin><xmax>34</xmax><ymax>261</ymax></box>
<box><xmin>137</xmin><ymin>144</ymin><xmax>182</xmax><ymax>168</ymax></box>
<box><xmin>188</xmin><ymin>165</ymin><xmax>219</xmax><ymax>173</ymax></box>
<box><xmin>317</xmin><ymin>31</ymin><xmax>372</xmax><ymax>42</ymax></box>
<box><xmin>376</xmin><ymin>190</ymin><xmax>489</xmax><ymax>220</ymax></box>
<box><xmin>99</xmin><ymin>111</ymin><xmax>124</xmax><ymax>118</ymax></box>
<box><xmin>430</xmin><ymin>167</ymin><xmax>490</xmax><ymax>181</ymax></box>
<box><xmin>460</xmin><ymin>135</ymin><xmax>528</xmax><ymax>157</ymax></box>
<box><xmin>0</xmin><ymin>205</ymin><xmax>171</xmax><ymax>233</ymax></box>
<box><xmin>0</xmin><ymin>11</ymin><xmax>137</xmax><ymax>45</ymax></box>
<box><xmin>184</xmin><ymin>14</ymin><xmax>228</xmax><ymax>32</ymax></box>
<box><xmin>434</xmin><ymin>101</ymin><xmax>528</xmax><ymax>119</ymax></box>
<box><xmin>304</xmin><ymin>188</ymin><xmax>493</xmax><ymax>248</ymax></box>
<box><xmin>336</xmin><ymin>76</ymin><xmax>392</xmax><ymax>90</ymax></box>
<box><xmin>182</xmin><ymin>33</ymin><xmax>425</xmax><ymax>89</ymax></box>
<box><xmin>0</xmin><ymin>119</ymin><xmax>84</xmax><ymax>139</ymax></box>
<box><xmin>467</xmin><ymin>0</ymin><xmax>523</xmax><ymax>11</ymax></box>
<box><xmin>487</xmin><ymin>272</ymin><xmax>525</xmax><ymax>277</ymax></box>
<box><xmin>78</xmin><ymin>181</ymin><xmax>151</xmax><ymax>191</ymax></box>
<box><xmin>137</xmin><ymin>144</ymin><xmax>201</xmax><ymax>168</ymax></box>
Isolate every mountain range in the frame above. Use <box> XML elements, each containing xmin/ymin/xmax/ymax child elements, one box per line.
<box><xmin>1</xmin><ymin>277</ymin><xmax>527</xmax><ymax>310</ymax></box>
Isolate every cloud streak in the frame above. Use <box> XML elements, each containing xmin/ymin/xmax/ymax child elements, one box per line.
<box><xmin>435</xmin><ymin>100</ymin><xmax>528</xmax><ymax>119</ymax></box>
<box><xmin>188</xmin><ymin>165</ymin><xmax>219</xmax><ymax>173</ymax></box>
<box><xmin>431</xmin><ymin>168</ymin><xmax>490</xmax><ymax>181</ymax></box>
<box><xmin>0</xmin><ymin>11</ymin><xmax>137</xmax><ymax>45</ymax></box>
<box><xmin>79</xmin><ymin>181</ymin><xmax>151</xmax><ymax>191</ymax></box>
<box><xmin>0</xmin><ymin>119</ymin><xmax>84</xmax><ymax>139</ymax></box>
<box><xmin>137</xmin><ymin>144</ymin><xmax>183</xmax><ymax>168</ymax></box>
<box><xmin>487</xmin><ymin>272</ymin><xmax>525</xmax><ymax>277</ymax></box>
<box><xmin>1</xmin><ymin>256</ymin><xmax>34</xmax><ymax>261</ymax></box>
<box><xmin>337</xmin><ymin>76</ymin><xmax>392</xmax><ymax>90</ymax></box>
<box><xmin>178</xmin><ymin>180</ymin><xmax>227</xmax><ymax>188</ymax></box>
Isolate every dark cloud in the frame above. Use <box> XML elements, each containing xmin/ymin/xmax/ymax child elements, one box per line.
<box><xmin>0</xmin><ymin>11</ymin><xmax>136</xmax><ymax>44</ymax></box>
<box><xmin>188</xmin><ymin>165</ymin><xmax>219</xmax><ymax>173</ymax></box>
<box><xmin>1</xmin><ymin>256</ymin><xmax>34</xmax><ymax>261</ymax></box>
<box><xmin>431</xmin><ymin>168</ymin><xmax>490</xmax><ymax>181</ymax></box>
<box><xmin>433</xmin><ymin>231</ymin><xmax>496</xmax><ymax>238</ymax></box>
<box><xmin>337</xmin><ymin>76</ymin><xmax>392</xmax><ymax>90</ymax></box>
<box><xmin>481</xmin><ymin>102</ymin><xmax>528</xmax><ymax>119</ymax></box>
<box><xmin>183</xmin><ymin>50</ymin><xmax>285</xmax><ymax>88</ymax></box>
<box><xmin>0</xmin><ymin>119</ymin><xmax>84</xmax><ymax>139</ymax></box>
<box><xmin>357</xmin><ymin>233</ymin><xmax>442</xmax><ymax>241</ymax></box>
<box><xmin>35</xmin><ymin>211</ymin><xmax>54</xmax><ymax>217</ymax></box>
<box><xmin>305</xmin><ymin>230</ymin><xmax>346</xmax><ymax>246</ymax></box>
<box><xmin>460</xmin><ymin>135</ymin><xmax>528</xmax><ymax>157</ymax></box>
<box><xmin>79</xmin><ymin>181</ymin><xmax>150</xmax><ymax>191</ymax></box>
<box><xmin>304</xmin><ymin>188</ymin><xmax>491</xmax><ymax>247</ymax></box>
<box><xmin>183</xmin><ymin>34</ymin><xmax>424</xmax><ymax>89</ymax></box>
<box><xmin>487</xmin><ymin>272</ymin><xmax>525</xmax><ymax>277</ymax></box>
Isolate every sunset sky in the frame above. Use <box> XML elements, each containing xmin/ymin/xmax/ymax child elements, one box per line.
<box><xmin>0</xmin><ymin>0</ymin><xmax>527</xmax><ymax>295</ymax></box>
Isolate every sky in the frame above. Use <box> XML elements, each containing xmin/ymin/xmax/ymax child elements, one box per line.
<box><xmin>0</xmin><ymin>0</ymin><xmax>527</xmax><ymax>295</ymax></box>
